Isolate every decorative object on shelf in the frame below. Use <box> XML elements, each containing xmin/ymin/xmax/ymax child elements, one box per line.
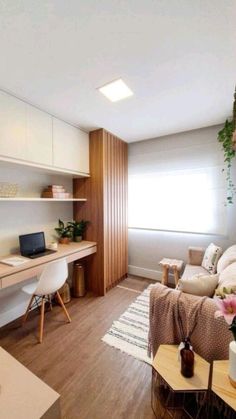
<box><xmin>218</xmin><ymin>87</ymin><xmax>236</xmax><ymax>204</ymax></box>
<box><xmin>68</xmin><ymin>220</ymin><xmax>89</xmax><ymax>242</ymax></box>
<box><xmin>0</xmin><ymin>182</ymin><xmax>18</xmax><ymax>197</ymax></box>
<box><xmin>73</xmin><ymin>262</ymin><xmax>86</xmax><ymax>297</ymax></box>
<box><xmin>215</xmin><ymin>294</ymin><xmax>236</xmax><ymax>387</ymax></box>
<box><xmin>54</xmin><ymin>219</ymin><xmax>72</xmax><ymax>244</ymax></box>
<box><xmin>41</xmin><ymin>184</ymin><xmax>71</xmax><ymax>199</ymax></box>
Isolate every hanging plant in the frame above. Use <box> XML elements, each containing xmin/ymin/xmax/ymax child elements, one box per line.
<box><xmin>218</xmin><ymin>88</ymin><xmax>236</xmax><ymax>204</ymax></box>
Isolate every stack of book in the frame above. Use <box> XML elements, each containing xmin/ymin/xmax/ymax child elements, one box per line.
<box><xmin>41</xmin><ymin>185</ymin><xmax>71</xmax><ymax>199</ymax></box>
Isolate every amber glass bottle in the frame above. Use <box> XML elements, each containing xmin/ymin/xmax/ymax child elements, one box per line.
<box><xmin>180</xmin><ymin>339</ymin><xmax>194</xmax><ymax>378</ymax></box>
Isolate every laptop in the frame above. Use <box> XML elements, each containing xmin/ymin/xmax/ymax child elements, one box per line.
<box><xmin>19</xmin><ymin>232</ymin><xmax>56</xmax><ymax>259</ymax></box>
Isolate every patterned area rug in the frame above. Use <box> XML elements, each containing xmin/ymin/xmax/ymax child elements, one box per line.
<box><xmin>102</xmin><ymin>285</ymin><xmax>155</xmax><ymax>364</ymax></box>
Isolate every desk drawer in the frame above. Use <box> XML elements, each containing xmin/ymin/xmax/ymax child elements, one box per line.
<box><xmin>1</xmin><ymin>265</ymin><xmax>44</xmax><ymax>288</ymax></box>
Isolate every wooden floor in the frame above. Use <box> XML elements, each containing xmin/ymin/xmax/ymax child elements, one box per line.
<box><xmin>0</xmin><ymin>277</ymin><xmax>156</xmax><ymax>419</ymax></box>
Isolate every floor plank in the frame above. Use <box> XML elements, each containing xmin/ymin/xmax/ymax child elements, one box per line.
<box><xmin>0</xmin><ymin>277</ymin><xmax>156</xmax><ymax>419</ymax></box>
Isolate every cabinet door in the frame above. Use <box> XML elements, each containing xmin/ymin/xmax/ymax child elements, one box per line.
<box><xmin>53</xmin><ymin>118</ymin><xmax>89</xmax><ymax>173</ymax></box>
<box><xmin>26</xmin><ymin>105</ymin><xmax>53</xmax><ymax>165</ymax></box>
<box><xmin>0</xmin><ymin>91</ymin><xmax>26</xmax><ymax>160</ymax></box>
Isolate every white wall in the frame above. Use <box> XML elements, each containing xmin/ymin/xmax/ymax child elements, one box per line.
<box><xmin>0</xmin><ymin>163</ymin><xmax>73</xmax><ymax>255</ymax></box>
<box><xmin>0</xmin><ymin>162</ymin><xmax>74</xmax><ymax>326</ymax></box>
<box><xmin>128</xmin><ymin>125</ymin><xmax>236</xmax><ymax>281</ymax></box>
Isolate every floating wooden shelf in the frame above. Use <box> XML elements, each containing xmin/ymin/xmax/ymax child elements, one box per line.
<box><xmin>0</xmin><ymin>197</ymin><xmax>87</xmax><ymax>202</ymax></box>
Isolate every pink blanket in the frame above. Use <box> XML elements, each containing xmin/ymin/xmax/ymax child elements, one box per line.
<box><xmin>149</xmin><ymin>283</ymin><xmax>231</xmax><ymax>362</ymax></box>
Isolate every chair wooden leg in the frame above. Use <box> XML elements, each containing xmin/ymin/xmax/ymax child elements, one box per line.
<box><xmin>22</xmin><ymin>294</ymin><xmax>35</xmax><ymax>325</ymax></box>
<box><xmin>48</xmin><ymin>295</ymin><xmax>53</xmax><ymax>311</ymax></box>
<box><xmin>56</xmin><ymin>291</ymin><xmax>71</xmax><ymax>323</ymax></box>
<box><xmin>39</xmin><ymin>297</ymin><xmax>45</xmax><ymax>344</ymax></box>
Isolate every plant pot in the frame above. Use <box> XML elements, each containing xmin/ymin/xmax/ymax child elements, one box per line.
<box><xmin>74</xmin><ymin>235</ymin><xmax>82</xmax><ymax>243</ymax></box>
<box><xmin>59</xmin><ymin>237</ymin><xmax>70</xmax><ymax>244</ymax></box>
<box><xmin>229</xmin><ymin>341</ymin><xmax>236</xmax><ymax>388</ymax></box>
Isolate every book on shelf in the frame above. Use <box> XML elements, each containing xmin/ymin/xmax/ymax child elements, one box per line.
<box><xmin>41</xmin><ymin>184</ymin><xmax>71</xmax><ymax>199</ymax></box>
<box><xmin>41</xmin><ymin>192</ymin><xmax>71</xmax><ymax>199</ymax></box>
<box><xmin>47</xmin><ymin>185</ymin><xmax>64</xmax><ymax>189</ymax></box>
<box><xmin>47</xmin><ymin>186</ymin><xmax>65</xmax><ymax>191</ymax></box>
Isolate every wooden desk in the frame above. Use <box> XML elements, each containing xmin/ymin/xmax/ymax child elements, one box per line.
<box><xmin>0</xmin><ymin>241</ymin><xmax>97</xmax><ymax>289</ymax></box>
<box><xmin>0</xmin><ymin>347</ymin><xmax>61</xmax><ymax>419</ymax></box>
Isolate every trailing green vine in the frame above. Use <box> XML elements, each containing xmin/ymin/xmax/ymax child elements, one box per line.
<box><xmin>218</xmin><ymin>88</ymin><xmax>236</xmax><ymax>204</ymax></box>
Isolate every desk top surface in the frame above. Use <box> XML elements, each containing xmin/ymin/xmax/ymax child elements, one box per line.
<box><xmin>0</xmin><ymin>241</ymin><xmax>96</xmax><ymax>279</ymax></box>
<box><xmin>0</xmin><ymin>347</ymin><xmax>60</xmax><ymax>419</ymax></box>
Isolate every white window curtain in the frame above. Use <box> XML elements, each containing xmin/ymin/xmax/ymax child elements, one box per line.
<box><xmin>128</xmin><ymin>135</ymin><xmax>227</xmax><ymax>235</ymax></box>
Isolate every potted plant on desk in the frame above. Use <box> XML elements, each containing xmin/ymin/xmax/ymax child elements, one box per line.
<box><xmin>67</xmin><ymin>220</ymin><xmax>89</xmax><ymax>242</ymax></box>
<box><xmin>55</xmin><ymin>219</ymin><xmax>72</xmax><ymax>244</ymax></box>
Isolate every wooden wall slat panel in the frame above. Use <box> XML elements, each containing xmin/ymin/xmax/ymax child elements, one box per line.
<box><xmin>73</xmin><ymin>129</ymin><xmax>128</xmax><ymax>295</ymax></box>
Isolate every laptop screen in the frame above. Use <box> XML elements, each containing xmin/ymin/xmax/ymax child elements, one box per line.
<box><xmin>19</xmin><ymin>232</ymin><xmax>46</xmax><ymax>256</ymax></box>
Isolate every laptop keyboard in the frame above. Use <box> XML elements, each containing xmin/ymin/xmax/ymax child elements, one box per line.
<box><xmin>29</xmin><ymin>249</ymin><xmax>56</xmax><ymax>259</ymax></box>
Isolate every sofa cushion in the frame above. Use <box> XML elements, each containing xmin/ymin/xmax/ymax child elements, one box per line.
<box><xmin>179</xmin><ymin>273</ymin><xmax>219</xmax><ymax>297</ymax></box>
<box><xmin>181</xmin><ymin>264</ymin><xmax>208</xmax><ymax>280</ymax></box>
<box><xmin>217</xmin><ymin>245</ymin><xmax>236</xmax><ymax>273</ymax></box>
<box><xmin>217</xmin><ymin>261</ymin><xmax>236</xmax><ymax>290</ymax></box>
<box><xmin>201</xmin><ymin>243</ymin><xmax>222</xmax><ymax>274</ymax></box>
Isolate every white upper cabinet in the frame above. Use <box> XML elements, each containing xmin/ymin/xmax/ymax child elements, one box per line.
<box><xmin>0</xmin><ymin>89</ymin><xmax>89</xmax><ymax>176</ymax></box>
<box><xmin>0</xmin><ymin>91</ymin><xmax>26</xmax><ymax>160</ymax></box>
<box><xmin>53</xmin><ymin>118</ymin><xmax>89</xmax><ymax>174</ymax></box>
<box><xmin>26</xmin><ymin>105</ymin><xmax>53</xmax><ymax>165</ymax></box>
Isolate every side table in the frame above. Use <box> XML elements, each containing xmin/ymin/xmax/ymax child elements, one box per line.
<box><xmin>210</xmin><ymin>360</ymin><xmax>236</xmax><ymax>418</ymax></box>
<box><xmin>159</xmin><ymin>258</ymin><xmax>184</xmax><ymax>287</ymax></box>
<box><xmin>152</xmin><ymin>345</ymin><xmax>210</xmax><ymax>419</ymax></box>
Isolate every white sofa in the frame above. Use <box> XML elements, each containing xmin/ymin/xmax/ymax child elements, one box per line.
<box><xmin>181</xmin><ymin>244</ymin><xmax>236</xmax><ymax>293</ymax></box>
<box><xmin>149</xmin><ymin>244</ymin><xmax>236</xmax><ymax>361</ymax></box>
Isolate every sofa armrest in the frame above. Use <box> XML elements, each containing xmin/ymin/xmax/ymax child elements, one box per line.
<box><xmin>188</xmin><ymin>247</ymin><xmax>205</xmax><ymax>266</ymax></box>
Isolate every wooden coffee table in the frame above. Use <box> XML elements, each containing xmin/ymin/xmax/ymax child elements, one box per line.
<box><xmin>151</xmin><ymin>345</ymin><xmax>210</xmax><ymax>418</ymax></box>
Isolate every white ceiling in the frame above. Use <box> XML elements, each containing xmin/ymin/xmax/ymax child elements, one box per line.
<box><xmin>0</xmin><ymin>0</ymin><xmax>235</xmax><ymax>142</ymax></box>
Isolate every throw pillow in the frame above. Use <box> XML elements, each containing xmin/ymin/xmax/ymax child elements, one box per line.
<box><xmin>217</xmin><ymin>262</ymin><xmax>236</xmax><ymax>292</ymax></box>
<box><xmin>217</xmin><ymin>245</ymin><xmax>236</xmax><ymax>273</ymax></box>
<box><xmin>178</xmin><ymin>273</ymin><xmax>219</xmax><ymax>297</ymax></box>
<box><xmin>201</xmin><ymin>243</ymin><xmax>222</xmax><ymax>274</ymax></box>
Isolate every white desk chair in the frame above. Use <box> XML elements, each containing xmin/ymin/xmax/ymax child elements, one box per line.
<box><xmin>22</xmin><ymin>258</ymin><xmax>71</xmax><ymax>343</ymax></box>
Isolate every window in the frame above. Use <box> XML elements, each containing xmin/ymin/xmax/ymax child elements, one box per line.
<box><xmin>128</xmin><ymin>135</ymin><xmax>227</xmax><ymax>235</ymax></box>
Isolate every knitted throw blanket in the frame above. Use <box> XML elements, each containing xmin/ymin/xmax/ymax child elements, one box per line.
<box><xmin>149</xmin><ymin>283</ymin><xmax>231</xmax><ymax>362</ymax></box>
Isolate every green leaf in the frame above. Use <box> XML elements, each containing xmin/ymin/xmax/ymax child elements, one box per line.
<box><xmin>58</xmin><ymin>219</ymin><xmax>64</xmax><ymax>229</ymax></box>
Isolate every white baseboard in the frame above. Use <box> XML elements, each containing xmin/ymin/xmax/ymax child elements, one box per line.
<box><xmin>128</xmin><ymin>265</ymin><xmax>175</xmax><ymax>282</ymax></box>
<box><xmin>128</xmin><ymin>265</ymin><xmax>162</xmax><ymax>281</ymax></box>
<box><xmin>0</xmin><ymin>302</ymin><xmax>28</xmax><ymax>328</ymax></box>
